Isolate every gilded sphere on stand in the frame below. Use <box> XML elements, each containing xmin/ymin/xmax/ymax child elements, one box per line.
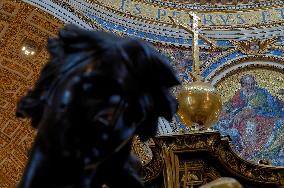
<box><xmin>177</xmin><ymin>81</ymin><xmax>222</xmax><ymax>129</ymax></box>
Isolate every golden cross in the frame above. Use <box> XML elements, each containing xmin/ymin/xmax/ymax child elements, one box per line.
<box><xmin>169</xmin><ymin>13</ymin><xmax>216</xmax><ymax>81</ymax></box>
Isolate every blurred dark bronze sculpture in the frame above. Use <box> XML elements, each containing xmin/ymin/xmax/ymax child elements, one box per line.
<box><xmin>16</xmin><ymin>25</ymin><xmax>179</xmax><ymax>188</ymax></box>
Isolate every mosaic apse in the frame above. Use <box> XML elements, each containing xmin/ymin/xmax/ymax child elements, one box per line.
<box><xmin>214</xmin><ymin>67</ymin><xmax>284</xmax><ymax>166</ymax></box>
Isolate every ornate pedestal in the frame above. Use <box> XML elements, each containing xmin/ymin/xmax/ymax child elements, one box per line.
<box><xmin>142</xmin><ymin>131</ymin><xmax>284</xmax><ymax>188</ymax></box>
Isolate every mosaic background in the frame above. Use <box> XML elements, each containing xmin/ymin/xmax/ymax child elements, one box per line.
<box><xmin>214</xmin><ymin>68</ymin><xmax>284</xmax><ymax>166</ymax></box>
<box><xmin>0</xmin><ymin>0</ymin><xmax>63</xmax><ymax>187</ymax></box>
<box><xmin>152</xmin><ymin>42</ymin><xmax>284</xmax><ymax>167</ymax></box>
<box><xmin>135</xmin><ymin>47</ymin><xmax>284</xmax><ymax>167</ymax></box>
<box><xmin>0</xmin><ymin>0</ymin><xmax>284</xmax><ymax>187</ymax></box>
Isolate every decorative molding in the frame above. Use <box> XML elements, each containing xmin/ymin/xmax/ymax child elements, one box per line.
<box><xmin>143</xmin><ymin>131</ymin><xmax>284</xmax><ymax>187</ymax></box>
<box><xmin>206</xmin><ymin>56</ymin><xmax>284</xmax><ymax>84</ymax></box>
<box><xmin>142</xmin><ymin>144</ymin><xmax>164</xmax><ymax>182</ymax></box>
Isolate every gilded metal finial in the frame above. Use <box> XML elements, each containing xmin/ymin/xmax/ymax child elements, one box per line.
<box><xmin>169</xmin><ymin>14</ymin><xmax>222</xmax><ymax>129</ymax></box>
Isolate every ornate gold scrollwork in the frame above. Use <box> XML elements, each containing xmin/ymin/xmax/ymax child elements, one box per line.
<box><xmin>142</xmin><ymin>143</ymin><xmax>164</xmax><ymax>182</ymax></box>
<box><xmin>231</xmin><ymin>38</ymin><xmax>278</xmax><ymax>55</ymax></box>
<box><xmin>143</xmin><ymin>131</ymin><xmax>284</xmax><ymax>187</ymax></box>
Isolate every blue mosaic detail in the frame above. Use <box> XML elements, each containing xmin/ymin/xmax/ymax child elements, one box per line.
<box><xmin>89</xmin><ymin>14</ymin><xmax>233</xmax><ymax>48</ymax></box>
<box><xmin>276</xmin><ymin>36</ymin><xmax>284</xmax><ymax>44</ymax></box>
<box><xmin>267</xmin><ymin>49</ymin><xmax>284</xmax><ymax>57</ymax></box>
<box><xmin>92</xmin><ymin>15</ymin><xmax>195</xmax><ymax>44</ymax></box>
<box><xmin>174</xmin><ymin>115</ymin><xmax>187</xmax><ymax>129</ymax></box>
<box><xmin>216</xmin><ymin>40</ymin><xmax>234</xmax><ymax>47</ymax></box>
<box><xmin>202</xmin><ymin>51</ymin><xmax>245</xmax><ymax>78</ymax></box>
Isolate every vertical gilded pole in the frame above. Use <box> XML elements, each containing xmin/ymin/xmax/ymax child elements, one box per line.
<box><xmin>188</xmin><ymin>12</ymin><xmax>202</xmax><ymax>82</ymax></box>
<box><xmin>169</xmin><ymin>13</ymin><xmax>216</xmax><ymax>81</ymax></box>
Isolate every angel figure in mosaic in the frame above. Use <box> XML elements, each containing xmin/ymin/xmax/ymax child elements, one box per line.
<box><xmin>16</xmin><ymin>25</ymin><xmax>179</xmax><ymax>188</ymax></box>
<box><xmin>214</xmin><ymin>74</ymin><xmax>284</xmax><ymax>164</ymax></box>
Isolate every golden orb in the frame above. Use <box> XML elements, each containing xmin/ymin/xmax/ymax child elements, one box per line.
<box><xmin>177</xmin><ymin>81</ymin><xmax>222</xmax><ymax>129</ymax></box>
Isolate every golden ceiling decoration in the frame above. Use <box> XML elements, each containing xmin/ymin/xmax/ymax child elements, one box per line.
<box><xmin>0</xmin><ymin>0</ymin><xmax>63</xmax><ymax>187</ymax></box>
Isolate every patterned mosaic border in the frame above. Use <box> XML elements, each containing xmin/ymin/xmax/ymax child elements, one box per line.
<box><xmin>23</xmin><ymin>0</ymin><xmax>284</xmax><ymax>49</ymax></box>
<box><xmin>130</xmin><ymin>0</ymin><xmax>283</xmax><ymax>11</ymax></box>
<box><xmin>210</xmin><ymin>58</ymin><xmax>284</xmax><ymax>85</ymax></box>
